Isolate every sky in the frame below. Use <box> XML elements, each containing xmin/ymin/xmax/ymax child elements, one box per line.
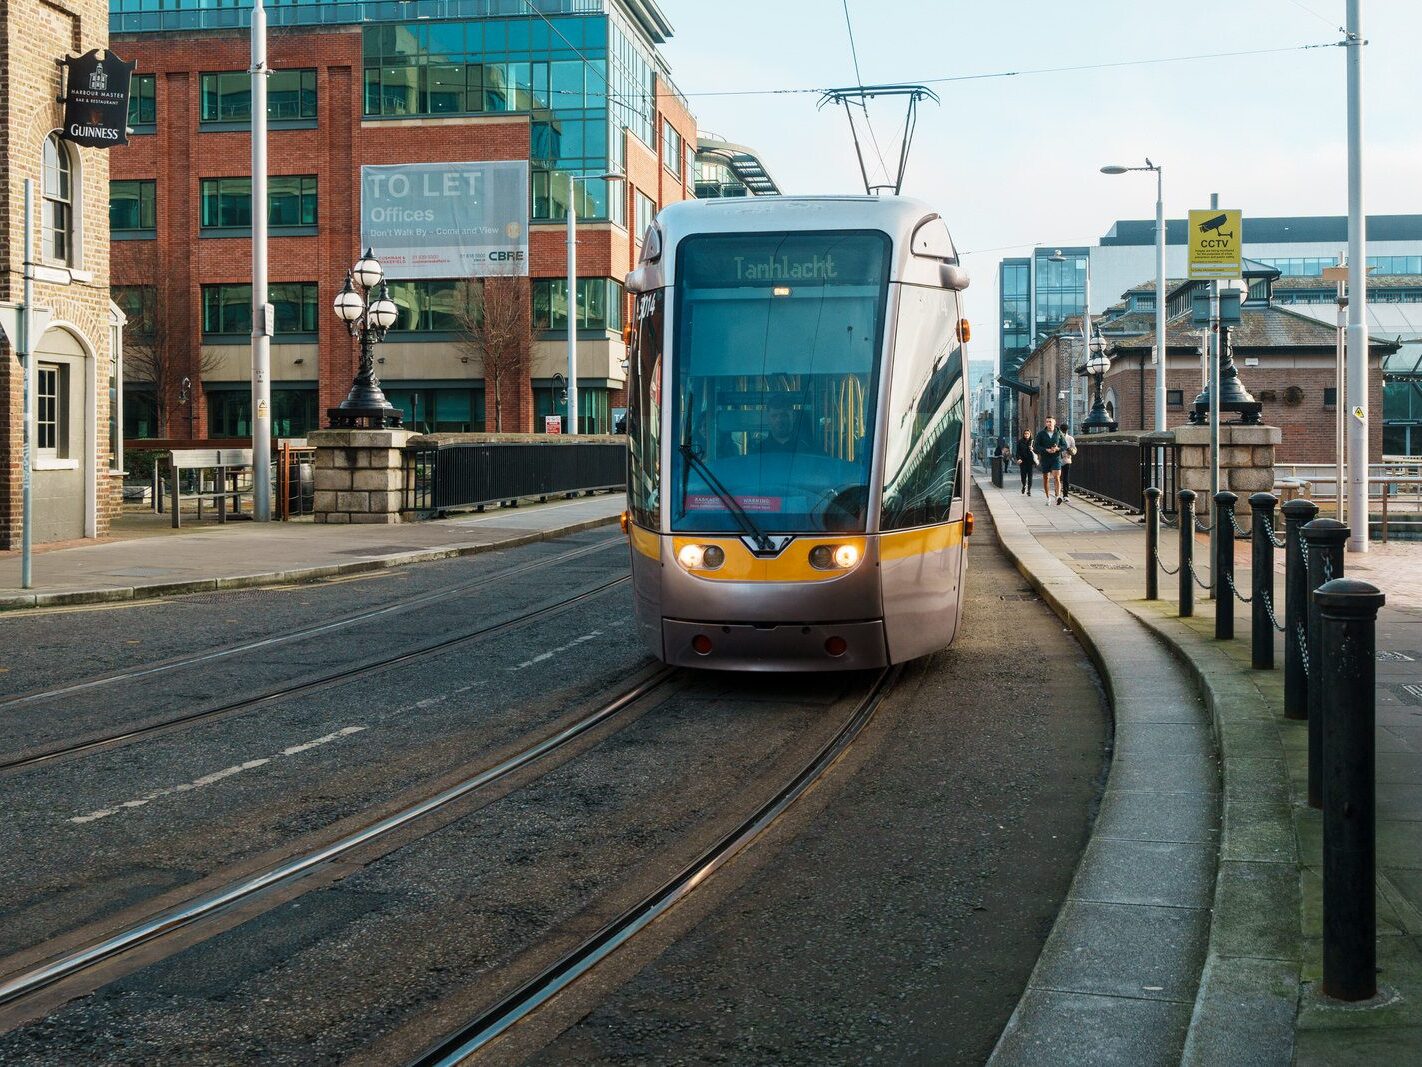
<box><xmin>658</xmin><ymin>0</ymin><xmax>1422</xmax><ymax>368</ymax></box>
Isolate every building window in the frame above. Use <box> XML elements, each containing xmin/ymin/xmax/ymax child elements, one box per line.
<box><xmin>37</xmin><ymin>364</ymin><xmax>62</xmax><ymax>452</ymax></box>
<box><xmin>1324</xmin><ymin>387</ymin><xmax>1338</xmax><ymax>408</ymax></box>
<box><xmin>110</xmin><ymin>179</ymin><xmax>156</xmax><ymax>234</ymax></box>
<box><xmin>1167</xmin><ymin>389</ymin><xmax>1184</xmax><ymax>407</ymax></box>
<box><xmin>663</xmin><ymin>120</ymin><xmax>682</xmax><ymax>179</ymax></box>
<box><xmin>200</xmin><ymin>69</ymin><xmax>316</xmax><ymax>123</ymax></box>
<box><xmin>128</xmin><ymin>74</ymin><xmax>157</xmax><ymax>127</ymax></box>
<box><xmin>200</xmin><ymin>176</ymin><xmax>317</xmax><ymax>230</ymax></box>
<box><xmin>684</xmin><ymin>142</ymin><xmax>695</xmax><ymax>190</ymax></box>
<box><xmin>207</xmin><ymin>386</ymin><xmax>318</xmax><ymax>438</ymax></box>
<box><xmin>202</xmin><ymin>283</ymin><xmax>318</xmax><ymax>336</ymax></box>
<box><xmin>385</xmin><ymin>279</ymin><xmax>463</xmax><ymax>332</ymax></box>
<box><xmin>42</xmin><ymin>134</ymin><xmax>74</xmax><ymax>264</ymax></box>
<box><xmin>385</xmin><ymin>386</ymin><xmax>486</xmax><ymax>434</ymax></box>
<box><xmin>532</xmin><ymin>278</ymin><xmax>624</xmax><ymax>332</ymax></box>
<box><xmin>634</xmin><ymin>190</ymin><xmax>655</xmax><ymax>243</ymax></box>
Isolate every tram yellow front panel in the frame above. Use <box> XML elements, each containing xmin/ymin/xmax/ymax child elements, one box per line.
<box><xmin>878</xmin><ymin>521</ymin><xmax>965</xmax><ymax>561</ymax></box>
<box><xmin>669</xmin><ymin>536</ymin><xmax>869</xmax><ymax>583</ymax></box>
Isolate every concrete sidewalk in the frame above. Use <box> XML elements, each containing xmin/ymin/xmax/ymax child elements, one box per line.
<box><xmin>0</xmin><ymin>494</ymin><xmax>624</xmax><ymax>611</ymax></box>
<box><xmin>976</xmin><ymin>474</ymin><xmax>1422</xmax><ymax>1065</ymax></box>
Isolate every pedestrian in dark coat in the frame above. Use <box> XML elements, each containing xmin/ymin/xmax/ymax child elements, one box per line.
<box><xmin>1013</xmin><ymin>429</ymin><xmax>1037</xmax><ymax>495</ymax></box>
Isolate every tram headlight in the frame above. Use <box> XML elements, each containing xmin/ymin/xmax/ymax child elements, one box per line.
<box><xmin>677</xmin><ymin>544</ymin><xmax>725</xmax><ymax>570</ymax></box>
<box><xmin>809</xmin><ymin>544</ymin><xmax>862</xmax><ymax>571</ymax></box>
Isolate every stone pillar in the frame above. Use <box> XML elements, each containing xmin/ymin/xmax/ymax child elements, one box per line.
<box><xmin>308</xmin><ymin>428</ymin><xmax>415</xmax><ymax>524</ymax></box>
<box><xmin>1172</xmin><ymin>424</ymin><xmax>1282</xmax><ymax>522</ymax></box>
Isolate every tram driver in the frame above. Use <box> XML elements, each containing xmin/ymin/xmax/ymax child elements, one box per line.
<box><xmin>755</xmin><ymin>393</ymin><xmax>820</xmax><ymax>455</ymax></box>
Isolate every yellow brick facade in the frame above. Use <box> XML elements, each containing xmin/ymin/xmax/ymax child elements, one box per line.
<box><xmin>0</xmin><ymin>0</ymin><xmax>118</xmax><ymax>547</ymax></box>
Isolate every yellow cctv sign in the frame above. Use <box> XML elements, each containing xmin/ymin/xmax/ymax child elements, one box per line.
<box><xmin>1188</xmin><ymin>209</ymin><xmax>1243</xmax><ymax>279</ymax></box>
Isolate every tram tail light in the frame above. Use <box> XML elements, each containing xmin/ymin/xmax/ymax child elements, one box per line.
<box><xmin>965</xmin><ymin>512</ymin><xmax>975</xmax><ymax>538</ymax></box>
<box><xmin>825</xmin><ymin>636</ymin><xmax>848</xmax><ymax>657</ymax></box>
<box><xmin>692</xmin><ymin>634</ymin><xmax>713</xmax><ymax>655</ymax></box>
<box><xmin>810</xmin><ymin>544</ymin><xmax>862</xmax><ymax>571</ymax></box>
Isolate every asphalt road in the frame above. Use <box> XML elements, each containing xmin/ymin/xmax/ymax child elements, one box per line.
<box><xmin>0</xmin><ymin>513</ymin><xmax>1109</xmax><ymax>1065</ymax></box>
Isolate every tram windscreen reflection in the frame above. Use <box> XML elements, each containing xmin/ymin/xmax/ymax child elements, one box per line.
<box><xmin>671</xmin><ymin>230</ymin><xmax>890</xmax><ymax>534</ymax></box>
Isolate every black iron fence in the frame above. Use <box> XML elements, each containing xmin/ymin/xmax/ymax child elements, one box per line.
<box><xmin>1067</xmin><ymin>436</ymin><xmax>1178</xmax><ymax>514</ymax></box>
<box><xmin>403</xmin><ymin>441</ymin><xmax>625</xmax><ymax>515</ymax></box>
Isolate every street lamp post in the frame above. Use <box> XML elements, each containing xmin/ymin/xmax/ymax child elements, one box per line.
<box><xmin>329</xmin><ymin>248</ymin><xmax>402</xmax><ymax>428</ymax></box>
<box><xmin>566</xmin><ymin>172</ymin><xmax>625</xmax><ymax>435</ymax></box>
<box><xmin>1082</xmin><ymin>334</ymin><xmax>1116</xmax><ymax>433</ymax></box>
<box><xmin>1102</xmin><ymin>160</ymin><xmax>1166</xmax><ymax>431</ymax></box>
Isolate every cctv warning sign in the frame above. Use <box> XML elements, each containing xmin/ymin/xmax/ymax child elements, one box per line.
<box><xmin>1188</xmin><ymin>209</ymin><xmax>1243</xmax><ymax>279</ymax></box>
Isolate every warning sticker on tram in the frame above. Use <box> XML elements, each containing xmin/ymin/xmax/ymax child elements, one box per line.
<box><xmin>686</xmin><ymin>495</ymin><xmax>784</xmax><ymax>512</ymax></box>
<box><xmin>1188</xmin><ymin>209</ymin><xmax>1243</xmax><ymax>279</ymax></box>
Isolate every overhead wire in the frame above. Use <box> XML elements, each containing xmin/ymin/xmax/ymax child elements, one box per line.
<box><xmin>839</xmin><ymin>0</ymin><xmax>892</xmax><ymax>191</ymax></box>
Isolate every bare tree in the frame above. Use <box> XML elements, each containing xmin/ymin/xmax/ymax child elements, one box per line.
<box><xmin>452</xmin><ymin>272</ymin><xmax>533</xmax><ymax>433</ymax></box>
<box><xmin>120</xmin><ymin>286</ymin><xmax>217</xmax><ymax>437</ymax></box>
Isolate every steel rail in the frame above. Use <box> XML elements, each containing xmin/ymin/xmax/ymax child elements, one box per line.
<box><xmin>0</xmin><ymin>535</ymin><xmax>625</xmax><ymax>711</ymax></box>
<box><xmin>0</xmin><ymin>668</ymin><xmax>676</xmax><ymax>1009</ymax></box>
<box><xmin>410</xmin><ymin>666</ymin><xmax>900</xmax><ymax>1067</ymax></box>
<box><xmin>0</xmin><ymin>574</ymin><xmax>630</xmax><ymax>776</ymax></box>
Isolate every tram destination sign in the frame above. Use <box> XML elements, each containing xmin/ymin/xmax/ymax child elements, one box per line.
<box><xmin>1187</xmin><ymin>208</ymin><xmax>1243</xmax><ymax>279</ymax></box>
<box><xmin>360</xmin><ymin>161</ymin><xmax>529</xmax><ymax>280</ymax></box>
<box><xmin>59</xmin><ymin>49</ymin><xmax>136</xmax><ymax>148</ymax></box>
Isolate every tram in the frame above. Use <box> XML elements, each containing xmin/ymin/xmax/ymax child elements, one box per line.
<box><xmin>621</xmin><ymin>196</ymin><xmax>972</xmax><ymax>671</ymax></box>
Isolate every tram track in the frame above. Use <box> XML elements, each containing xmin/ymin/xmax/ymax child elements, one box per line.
<box><xmin>0</xmin><ymin>668</ymin><xmax>678</xmax><ymax>1013</ymax></box>
<box><xmin>0</xmin><ymin>571</ymin><xmax>631</xmax><ymax>777</ymax></box>
<box><xmin>408</xmin><ymin>666</ymin><xmax>900</xmax><ymax>1066</ymax></box>
<box><xmin>0</xmin><ymin>534</ymin><xmax>624</xmax><ymax>713</ymax></box>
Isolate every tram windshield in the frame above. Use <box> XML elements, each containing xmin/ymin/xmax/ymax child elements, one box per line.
<box><xmin>670</xmin><ymin>230</ymin><xmax>890</xmax><ymax>535</ymax></box>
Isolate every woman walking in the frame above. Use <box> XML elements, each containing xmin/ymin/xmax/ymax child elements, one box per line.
<box><xmin>1034</xmin><ymin>416</ymin><xmax>1067</xmax><ymax>505</ymax></box>
<box><xmin>1013</xmin><ymin>429</ymin><xmax>1037</xmax><ymax>495</ymax></box>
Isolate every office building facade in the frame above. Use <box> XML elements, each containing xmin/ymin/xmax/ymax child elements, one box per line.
<box><xmin>109</xmin><ymin>0</ymin><xmax>696</xmax><ymax>438</ymax></box>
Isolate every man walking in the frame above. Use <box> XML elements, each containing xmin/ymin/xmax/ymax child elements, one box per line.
<box><xmin>1033</xmin><ymin>416</ymin><xmax>1067</xmax><ymax>505</ymax></box>
<box><xmin>1058</xmin><ymin>422</ymin><xmax>1078</xmax><ymax>500</ymax></box>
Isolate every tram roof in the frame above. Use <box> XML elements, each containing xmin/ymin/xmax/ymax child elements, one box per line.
<box><xmin>640</xmin><ymin>196</ymin><xmax>963</xmax><ymax>290</ymax></box>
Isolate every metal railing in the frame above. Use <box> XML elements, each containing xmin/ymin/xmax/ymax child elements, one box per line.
<box><xmin>403</xmin><ymin>441</ymin><xmax>625</xmax><ymax>515</ymax></box>
<box><xmin>1068</xmin><ymin>436</ymin><xmax>1178</xmax><ymax>515</ymax></box>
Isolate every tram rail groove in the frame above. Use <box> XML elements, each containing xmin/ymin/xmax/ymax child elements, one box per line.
<box><xmin>0</xmin><ymin>535</ymin><xmax>624</xmax><ymax>712</ymax></box>
<box><xmin>409</xmin><ymin>667</ymin><xmax>900</xmax><ymax>1067</ymax></box>
<box><xmin>0</xmin><ymin>573</ymin><xmax>631</xmax><ymax>777</ymax></box>
<box><xmin>0</xmin><ymin>668</ymin><xmax>677</xmax><ymax>1011</ymax></box>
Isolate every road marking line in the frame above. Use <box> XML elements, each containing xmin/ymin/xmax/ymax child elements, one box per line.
<box><xmin>70</xmin><ymin>727</ymin><xmax>367</xmax><ymax>824</ymax></box>
<box><xmin>510</xmin><ymin>631</ymin><xmax>602</xmax><ymax>671</ymax></box>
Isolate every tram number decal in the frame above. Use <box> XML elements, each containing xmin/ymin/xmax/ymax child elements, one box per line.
<box><xmin>636</xmin><ymin>293</ymin><xmax>659</xmax><ymax>320</ymax></box>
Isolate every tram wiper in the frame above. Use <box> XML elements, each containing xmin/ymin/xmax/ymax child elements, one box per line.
<box><xmin>678</xmin><ymin>442</ymin><xmax>775</xmax><ymax>554</ymax></box>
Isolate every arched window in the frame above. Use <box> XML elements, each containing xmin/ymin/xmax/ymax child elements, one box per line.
<box><xmin>42</xmin><ymin>134</ymin><xmax>74</xmax><ymax>263</ymax></box>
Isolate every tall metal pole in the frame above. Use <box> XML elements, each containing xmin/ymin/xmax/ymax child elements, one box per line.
<box><xmin>566</xmin><ymin>185</ymin><xmax>578</xmax><ymax>436</ymax></box>
<box><xmin>1345</xmin><ymin>0</ymin><xmax>1369</xmax><ymax>552</ymax></box>
<box><xmin>1336</xmin><ymin>256</ymin><xmax>1347</xmax><ymax>519</ymax></box>
<box><xmin>1075</xmin><ymin>257</ymin><xmax>1091</xmax><ymax>429</ymax></box>
<box><xmin>1208</xmin><ymin>192</ymin><xmax>1221</xmax><ymax>599</ymax></box>
<box><xmin>1154</xmin><ymin>166</ymin><xmax>1167</xmax><ymax>431</ymax></box>
<box><xmin>20</xmin><ymin>180</ymin><xmax>35</xmax><ymax>589</ymax></box>
<box><xmin>250</xmin><ymin>0</ymin><xmax>272</xmax><ymax>519</ymax></box>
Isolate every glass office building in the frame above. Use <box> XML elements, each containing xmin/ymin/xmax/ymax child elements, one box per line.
<box><xmin>996</xmin><ymin>248</ymin><xmax>1087</xmax><ymax>439</ymax></box>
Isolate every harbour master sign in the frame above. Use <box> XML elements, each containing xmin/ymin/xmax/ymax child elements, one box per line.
<box><xmin>360</xmin><ymin>161</ymin><xmax>530</xmax><ymax>280</ymax></box>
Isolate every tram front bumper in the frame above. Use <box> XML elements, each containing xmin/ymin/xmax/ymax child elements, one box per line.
<box><xmin>662</xmin><ymin>618</ymin><xmax>889</xmax><ymax>672</ymax></box>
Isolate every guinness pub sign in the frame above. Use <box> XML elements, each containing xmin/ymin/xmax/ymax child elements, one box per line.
<box><xmin>59</xmin><ymin>49</ymin><xmax>136</xmax><ymax>148</ymax></box>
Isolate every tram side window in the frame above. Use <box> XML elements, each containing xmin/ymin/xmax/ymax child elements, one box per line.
<box><xmin>880</xmin><ymin>285</ymin><xmax>965</xmax><ymax>530</ymax></box>
<box><xmin>627</xmin><ymin>289</ymin><xmax>664</xmax><ymax>527</ymax></box>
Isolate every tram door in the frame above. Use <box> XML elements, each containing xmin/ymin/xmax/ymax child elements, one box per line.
<box><xmin>878</xmin><ymin>286</ymin><xmax>967</xmax><ymax>661</ymax></box>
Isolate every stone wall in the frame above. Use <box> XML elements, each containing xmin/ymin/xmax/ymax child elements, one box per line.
<box><xmin>1173</xmin><ymin>424</ymin><xmax>1281</xmax><ymax>520</ymax></box>
<box><xmin>308</xmin><ymin>428</ymin><xmax>414</xmax><ymax>524</ymax></box>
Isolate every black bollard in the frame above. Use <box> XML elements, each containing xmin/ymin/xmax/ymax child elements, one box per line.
<box><xmin>991</xmin><ymin>454</ymin><xmax>1004</xmax><ymax>488</ymax></box>
<box><xmin>1282</xmin><ymin>498</ymin><xmax>1320</xmax><ymax>720</ymax></box>
<box><xmin>1144</xmin><ymin>487</ymin><xmax>1161</xmax><ymax>601</ymax></box>
<box><xmin>1302</xmin><ymin>518</ymin><xmax>1349</xmax><ymax>810</ymax></box>
<box><xmin>1214</xmin><ymin>491</ymin><xmax>1237</xmax><ymax>640</ymax></box>
<box><xmin>1179</xmin><ymin>489</ymin><xmax>1196</xmax><ymax>618</ymax></box>
<box><xmin>1316</xmin><ymin>577</ymin><xmax>1385</xmax><ymax>1003</ymax></box>
<box><xmin>1249</xmin><ymin>492</ymin><xmax>1279</xmax><ymax>670</ymax></box>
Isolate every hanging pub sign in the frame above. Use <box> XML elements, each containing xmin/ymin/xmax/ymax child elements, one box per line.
<box><xmin>59</xmin><ymin>49</ymin><xmax>136</xmax><ymax>148</ymax></box>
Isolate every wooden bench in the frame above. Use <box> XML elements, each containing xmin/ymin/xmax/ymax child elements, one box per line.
<box><xmin>160</xmin><ymin>448</ymin><xmax>254</xmax><ymax>528</ymax></box>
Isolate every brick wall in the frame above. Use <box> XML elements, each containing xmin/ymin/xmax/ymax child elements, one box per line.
<box><xmin>110</xmin><ymin>24</ymin><xmax>697</xmax><ymax>438</ymax></box>
<box><xmin>1</xmin><ymin>0</ymin><xmax>116</xmax><ymax>548</ymax></box>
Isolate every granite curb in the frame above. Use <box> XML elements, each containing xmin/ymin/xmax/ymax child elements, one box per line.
<box><xmin>977</xmin><ymin>478</ymin><xmax>1220</xmax><ymax>1066</ymax></box>
<box><xmin>0</xmin><ymin>514</ymin><xmax>619</xmax><ymax>614</ymax></box>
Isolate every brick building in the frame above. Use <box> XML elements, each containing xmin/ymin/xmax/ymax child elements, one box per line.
<box><xmin>108</xmin><ymin>0</ymin><xmax>697</xmax><ymax>438</ymax></box>
<box><xmin>1018</xmin><ymin>262</ymin><xmax>1398</xmax><ymax>465</ymax></box>
<box><xmin>1</xmin><ymin>0</ymin><xmax>124</xmax><ymax>548</ymax></box>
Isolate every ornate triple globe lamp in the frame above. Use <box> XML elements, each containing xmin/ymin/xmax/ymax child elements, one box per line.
<box><xmin>1082</xmin><ymin>332</ymin><xmax>1117</xmax><ymax>433</ymax></box>
<box><xmin>329</xmin><ymin>248</ymin><xmax>403</xmax><ymax>428</ymax></box>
